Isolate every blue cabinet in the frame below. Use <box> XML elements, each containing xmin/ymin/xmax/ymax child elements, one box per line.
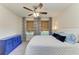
<box><xmin>0</xmin><ymin>40</ymin><xmax>5</xmax><ymax>54</ymax></box>
<box><xmin>0</xmin><ymin>35</ymin><xmax>22</xmax><ymax>55</ymax></box>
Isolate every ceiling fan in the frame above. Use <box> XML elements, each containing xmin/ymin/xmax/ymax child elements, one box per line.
<box><xmin>23</xmin><ymin>3</ymin><xmax>47</xmax><ymax>17</ymax></box>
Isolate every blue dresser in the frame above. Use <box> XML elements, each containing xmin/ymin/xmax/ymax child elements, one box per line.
<box><xmin>0</xmin><ymin>35</ymin><xmax>22</xmax><ymax>55</ymax></box>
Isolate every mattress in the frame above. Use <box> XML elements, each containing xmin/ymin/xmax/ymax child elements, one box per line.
<box><xmin>25</xmin><ymin>35</ymin><xmax>79</xmax><ymax>55</ymax></box>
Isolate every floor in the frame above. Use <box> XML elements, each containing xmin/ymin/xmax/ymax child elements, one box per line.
<box><xmin>9</xmin><ymin>42</ymin><xmax>28</xmax><ymax>55</ymax></box>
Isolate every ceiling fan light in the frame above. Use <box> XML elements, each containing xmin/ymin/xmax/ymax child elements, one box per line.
<box><xmin>33</xmin><ymin>13</ymin><xmax>39</xmax><ymax>17</ymax></box>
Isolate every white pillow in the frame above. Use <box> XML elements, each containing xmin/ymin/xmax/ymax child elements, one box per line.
<box><xmin>73</xmin><ymin>33</ymin><xmax>79</xmax><ymax>43</ymax></box>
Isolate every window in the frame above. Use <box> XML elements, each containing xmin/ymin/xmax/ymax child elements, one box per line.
<box><xmin>26</xmin><ymin>21</ymin><xmax>34</xmax><ymax>32</ymax></box>
<box><xmin>41</xmin><ymin>20</ymin><xmax>49</xmax><ymax>31</ymax></box>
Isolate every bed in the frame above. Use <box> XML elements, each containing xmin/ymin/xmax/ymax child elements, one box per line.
<box><xmin>25</xmin><ymin>35</ymin><xmax>79</xmax><ymax>55</ymax></box>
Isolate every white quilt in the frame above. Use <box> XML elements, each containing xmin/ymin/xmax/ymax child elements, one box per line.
<box><xmin>25</xmin><ymin>35</ymin><xmax>79</xmax><ymax>55</ymax></box>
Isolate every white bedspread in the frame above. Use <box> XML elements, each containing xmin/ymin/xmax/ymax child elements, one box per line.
<box><xmin>25</xmin><ymin>35</ymin><xmax>79</xmax><ymax>55</ymax></box>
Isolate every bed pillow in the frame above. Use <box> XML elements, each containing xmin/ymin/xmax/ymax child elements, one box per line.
<box><xmin>65</xmin><ymin>34</ymin><xmax>76</xmax><ymax>44</ymax></box>
<box><xmin>57</xmin><ymin>32</ymin><xmax>76</xmax><ymax>44</ymax></box>
<box><xmin>52</xmin><ymin>33</ymin><xmax>66</xmax><ymax>42</ymax></box>
<box><xmin>55</xmin><ymin>32</ymin><xmax>76</xmax><ymax>44</ymax></box>
<box><xmin>59</xmin><ymin>32</ymin><xmax>79</xmax><ymax>43</ymax></box>
<box><xmin>72</xmin><ymin>33</ymin><xmax>79</xmax><ymax>43</ymax></box>
<box><xmin>53</xmin><ymin>32</ymin><xmax>77</xmax><ymax>44</ymax></box>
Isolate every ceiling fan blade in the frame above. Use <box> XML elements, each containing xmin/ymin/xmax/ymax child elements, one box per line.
<box><xmin>23</xmin><ymin>7</ymin><xmax>33</xmax><ymax>11</ymax></box>
<box><xmin>38</xmin><ymin>3</ymin><xmax>43</xmax><ymax>9</ymax></box>
<box><xmin>40</xmin><ymin>12</ymin><xmax>47</xmax><ymax>14</ymax></box>
<box><xmin>28</xmin><ymin>14</ymin><xmax>33</xmax><ymax>16</ymax></box>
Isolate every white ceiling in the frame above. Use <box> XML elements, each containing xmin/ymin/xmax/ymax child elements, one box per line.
<box><xmin>1</xmin><ymin>3</ymin><xmax>72</xmax><ymax>17</ymax></box>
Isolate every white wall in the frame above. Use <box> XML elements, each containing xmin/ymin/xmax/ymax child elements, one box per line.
<box><xmin>0</xmin><ymin>5</ymin><xmax>22</xmax><ymax>39</ymax></box>
<box><xmin>54</xmin><ymin>4</ymin><xmax>79</xmax><ymax>33</ymax></box>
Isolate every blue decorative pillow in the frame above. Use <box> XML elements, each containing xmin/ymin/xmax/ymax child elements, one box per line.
<box><xmin>65</xmin><ymin>34</ymin><xmax>76</xmax><ymax>44</ymax></box>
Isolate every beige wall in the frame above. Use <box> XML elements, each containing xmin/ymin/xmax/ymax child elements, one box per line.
<box><xmin>0</xmin><ymin>5</ymin><xmax>22</xmax><ymax>39</ymax></box>
<box><xmin>53</xmin><ymin>4</ymin><xmax>79</xmax><ymax>32</ymax></box>
<box><xmin>52</xmin><ymin>17</ymin><xmax>59</xmax><ymax>31</ymax></box>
